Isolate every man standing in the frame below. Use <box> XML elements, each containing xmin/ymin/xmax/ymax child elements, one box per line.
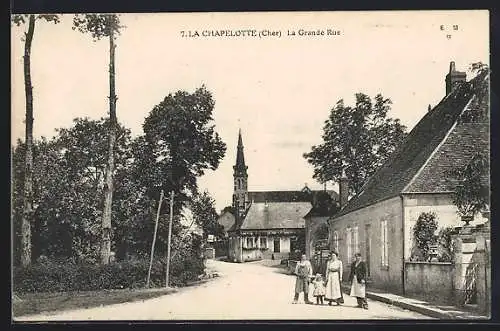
<box><xmin>293</xmin><ymin>254</ymin><xmax>313</xmax><ymax>304</ymax></box>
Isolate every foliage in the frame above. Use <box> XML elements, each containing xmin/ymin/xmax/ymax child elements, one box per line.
<box><xmin>11</xmin><ymin>119</ymin><xmax>132</xmax><ymax>264</ymax></box>
<box><xmin>469</xmin><ymin>62</ymin><xmax>489</xmax><ymax>76</ymax></box>
<box><xmin>411</xmin><ymin>212</ymin><xmax>438</xmax><ymax>261</ymax></box>
<box><xmin>11</xmin><ymin>87</ymin><xmax>224</xmax><ymax>288</ymax></box>
<box><xmin>141</xmin><ymin>86</ymin><xmax>227</xmax><ymax>205</ymax></box>
<box><xmin>221</xmin><ymin>206</ymin><xmax>235</xmax><ymax>215</ymax></box>
<box><xmin>310</xmin><ymin>191</ymin><xmax>339</xmax><ymax>216</ymax></box>
<box><xmin>436</xmin><ymin>227</ymin><xmax>455</xmax><ymax>262</ymax></box>
<box><xmin>72</xmin><ymin>14</ymin><xmax>123</xmax><ymax>40</ymax></box>
<box><xmin>11</xmin><ymin>14</ymin><xmax>60</xmax><ymax>27</ymax></box>
<box><xmin>13</xmin><ymin>254</ymin><xmax>204</xmax><ymax>294</ymax></box>
<box><xmin>314</xmin><ymin>224</ymin><xmax>329</xmax><ymax>240</ymax></box>
<box><xmin>191</xmin><ymin>191</ymin><xmax>225</xmax><ymax>239</ymax></box>
<box><xmin>290</xmin><ymin>231</ymin><xmax>306</xmax><ymax>256</ymax></box>
<box><xmin>303</xmin><ymin>93</ymin><xmax>407</xmax><ymax>196</ymax></box>
<box><xmin>447</xmin><ymin>152</ymin><xmax>489</xmax><ymax>219</ymax></box>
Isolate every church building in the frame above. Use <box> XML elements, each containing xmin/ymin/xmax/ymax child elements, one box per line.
<box><xmin>227</xmin><ymin>130</ymin><xmax>338</xmax><ymax>263</ymax></box>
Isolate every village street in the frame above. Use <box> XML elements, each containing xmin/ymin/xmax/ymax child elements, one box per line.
<box><xmin>16</xmin><ymin>260</ymin><xmax>432</xmax><ymax>321</ymax></box>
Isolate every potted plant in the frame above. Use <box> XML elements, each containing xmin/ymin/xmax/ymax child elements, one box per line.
<box><xmin>447</xmin><ymin>152</ymin><xmax>489</xmax><ymax>226</ymax></box>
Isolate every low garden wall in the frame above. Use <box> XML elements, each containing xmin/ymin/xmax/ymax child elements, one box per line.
<box><xmin>404</xmin><ymin>261</ymin><xmax>454</xmax><ymax>304</ymax></box>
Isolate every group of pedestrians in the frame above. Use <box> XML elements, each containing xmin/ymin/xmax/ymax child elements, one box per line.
<box><xmin>292</xmin><ymin>252</ymin><xmax>368</xmax><ymax>309</ymax></box>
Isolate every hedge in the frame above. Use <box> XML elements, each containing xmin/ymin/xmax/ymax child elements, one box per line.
<box><xmin>13</xmin><ymin>256</ymin><xmax>205</xmax><ymax>294</ymax></box>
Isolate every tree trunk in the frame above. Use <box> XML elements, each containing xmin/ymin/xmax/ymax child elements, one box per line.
<box><xmin>100</xmin><ymin>29</ymin><xmax>117</xmax><ymax>264</ymax></box>
<box><xmin>21</xmin><ymin>15</ymin><xmax>36</xmax><ymax>268</ymax></box>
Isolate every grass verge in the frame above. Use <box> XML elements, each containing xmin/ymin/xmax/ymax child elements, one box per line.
<box><xmin>13</xmin><ymin>287</ymin><xmax>178</xmax><ymax>318</ymax></box>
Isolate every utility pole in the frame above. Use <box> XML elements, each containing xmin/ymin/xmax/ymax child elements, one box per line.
<box><xmin>165</xmin><ymin>190</ymin><xmax>174</xmax><ymax>288</ymax></box>
<box><xmin>146</xmin><ymin>189</ymin><xmax>164</xmax><ymax>288</ymax></box>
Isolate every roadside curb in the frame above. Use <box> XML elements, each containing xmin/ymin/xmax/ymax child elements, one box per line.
<box><xmin>340</xmin><ymin>285</ymin><xmax>487</xmax><ymax>320</ymax></box>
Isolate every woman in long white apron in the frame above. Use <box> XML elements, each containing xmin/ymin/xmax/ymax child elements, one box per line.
<box><xmin>324</xmin><ymin>251</ymin><xmax>344</xmax><ymax>305</ymax></box>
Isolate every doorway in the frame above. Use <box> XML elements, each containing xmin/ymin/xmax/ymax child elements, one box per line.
<box><xmin>365</xmin><ymin>224</ymin><xmax>371</xmax><ymax>278</ymax></box>
<box><xmin>274</xmin><ymin>238</ymin><xmax>281</xmax><ymax>253</ymax></box>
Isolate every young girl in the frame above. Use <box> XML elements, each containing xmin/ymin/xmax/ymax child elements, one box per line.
<box><xmin>312</xmin><ymin>273</ymin><xmax>326</xmax><ymax>305</ymax></box>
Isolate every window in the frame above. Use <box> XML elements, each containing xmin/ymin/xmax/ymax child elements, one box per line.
<box><xmin>333</xmin><ymin>231</ymin><xmax>339</xmax><ymax>253</ymax></box>
<box><xmin>347</xmin><ymin>226</ymin><xmax>358</xmax><ymax>262</ymax></box>
<box><xmin>346</xmin><ymin>228</ymin><xmax>352</xmax><ymax>262</ymax></box>
<box><xmin>245</xmin><ymin>237</ymin><xmax>257</xmax><ymax>249</ymax></box>
<box><xmin>259</xmin><ymin>237</ymin><xmax>267</xmax><ymax>249</ymax></box>
<box><xmin>353</xmin><ymin>226</ymin><xmax>359</xmax><ymax>255</ymax></box>
<box><xmin>381</xmin><ymin>220</ymin><xmax>389</xmax><ymax>267</ymax></box>
<box><xmin>365</xmin><ymin>224</ymin><xmax>371</xmax><ymax>278</ymax></box>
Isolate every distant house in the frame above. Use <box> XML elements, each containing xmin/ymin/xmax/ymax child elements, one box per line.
<box><xmin>304</xmin><ymin>190</ymin><xmax>340</xmax><ymax>259</ymax></box>
<box><xmin>217</xmin><ymin>207</ymin><xmax>236</xmax><ymax>237</ymax></box>
<box><xmin>226</xmin><ymin>130</ymin><xmax>336</xmax><ymax>262</ymax></box>
<box><xmin>304</xmin><ymin>190</ymin><xmax>340</xmax><ymax>274</ymax></box>
<box><xmin>328</xmin><ymin>62</ymin><xmax>490</xmax><ymax>294</ymax></box>
<box><xmin>180</xmin><ymin>205</ymin><xmax>203</xmax><ymax>236</ymax></box>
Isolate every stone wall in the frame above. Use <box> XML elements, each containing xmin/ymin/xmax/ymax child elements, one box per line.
<box><xmin>228</xmin><ymin>236</ymin><xmax>241</xmax><ymax>262</ymax></box>
<box><xmin>404</xmin><ymin>262</ymin><xmax>454</xmax><ymax>304</ymax></box>
<box><xmin>305</xmin><ymin>216</ymin><xmax>329</xmax><ymax>259</ymax></box>
<box><xmin>451</xmin><ymin>225</ymin><xmax>491</xmax><ymax>316</ymax></box>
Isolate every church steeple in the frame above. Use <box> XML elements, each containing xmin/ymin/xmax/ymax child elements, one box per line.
<box><xmin>232</xmin><ymin>129</ymin><xmax>249</xmax><ymax>226</ymax></box>
<box><xmin>234</xmin><ymin>129</ymin><xmax>247</xmax><ymax>174</ymax></box>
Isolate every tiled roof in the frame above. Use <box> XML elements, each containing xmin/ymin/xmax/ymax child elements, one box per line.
<box><xmin>334</xmin><ymin>71</ymin><xmax>489</xmax><ymax>217</ymax></box>
<box><xmin>248</xmin><ymin>191</ymin><xmax>312</xmax><ymax>203</ymax></box>
<box><xmin>239</xmin><ymin>202</ymin><xmax>311</xmax><ymax>230</ymax></box>
<box><xmin>248</xmin><ymin>190</ymin><xmax>338</xmax><ymax>203</ymax></box>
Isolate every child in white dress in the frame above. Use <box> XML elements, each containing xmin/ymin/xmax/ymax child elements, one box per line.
<box><xmin>312</xmin><ymin>273</ymin><xmax>326</xmax><ymax>305</ymax></box>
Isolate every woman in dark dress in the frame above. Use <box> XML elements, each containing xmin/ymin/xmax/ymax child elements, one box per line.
<box><xmin>349</xmin><ymin>252</ymin><xmax>368</xmax><ymax>309</ymax></box>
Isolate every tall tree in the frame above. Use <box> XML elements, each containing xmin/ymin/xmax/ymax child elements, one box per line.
<box><xmin>11</xmin><ymin>118</ymin><xmax>132</xmax><ymax>263</ymax></box>
<box><xmin>303</xmin><ymin>93</ymin><xmax>407</xmax><ymax>196</ymax></box>
<box><xmin>191</xmin><ymin>191</ymin><xmax>224</xmax><ymax>239</ymax></box>
<box><xmin>73</xmin><ymin>14</ymin><xmax>123</xmax><ymax>264</ymax></box>
<box><xmin>11</xmin><ymin>14</ymin><xmax>60</xmax><ymax>267</ymax></box>
<box><xmin>141</xmin><ymin>86</ymin><xmax>227</xmax><ymax>215</ymax></box>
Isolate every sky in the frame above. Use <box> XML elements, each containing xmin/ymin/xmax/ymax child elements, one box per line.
<box><xmin>11</xmin><ymin>11</ymin><xmax>489</xmax><ymax>212</ymax></box>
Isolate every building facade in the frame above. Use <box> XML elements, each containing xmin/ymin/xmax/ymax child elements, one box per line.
<box><xmin>328</xmin><ymin>63</ymin><xmax>490</xmax><ymax>294</ymax></box>
<box><xmin>227</xmin><ymin>130</ymin><xmax>337</xmax><ymax>262</ymax></box>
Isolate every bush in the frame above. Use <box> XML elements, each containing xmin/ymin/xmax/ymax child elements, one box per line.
<box><xmin>13</xmin><ymin>252</ymin><xmax>204</xmax><ymax>294</ymax></box>
<box><xmin>411</xmin><ymin>212</ymin><xmax>438</xmax><ymax>261</ymax></box>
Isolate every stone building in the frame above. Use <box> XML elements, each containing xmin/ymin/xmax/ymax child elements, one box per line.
<box><xmin>304</xmin><ymin>190</ymin><xmax>340</xmax><ymax>273</ymax></box>
<box><xmin>327</xmin><ymin>62</ymin><xmax>489</xmax><ymax>294</ymax></box>
<box><xmin>227</xmin><ymin>130</ymin><xmax>337</xmax><ymax>262</ymax></box>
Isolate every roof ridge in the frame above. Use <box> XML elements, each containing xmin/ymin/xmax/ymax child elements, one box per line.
<box><xmin>339</xmin><ymin>82</ymin><xmax>467</xmax><ymax>210</ymax></box>
<box><xmin>333</xmin><ymin>78</ymin><xmax>477</xmax><ymax>218</ymax></box>
<box><xmin>402</xmin><ymin>93</ymin><xmax>477</xmax><ymax>193</ymax></box>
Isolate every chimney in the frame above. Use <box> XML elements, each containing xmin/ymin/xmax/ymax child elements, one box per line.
<box><xmin>428</xmin><ymin>104</ymin><xmax>432</xmax><ymax>112</ymax></box>
<box><xmin>339</xmin><ymin>170</ymin><xmax>349</xmax><ymax>209</ymax></box>
<box><xmin>445</xmin><ymin>61</ymin><xmax>467</xmax><ymax>95</ymax></box>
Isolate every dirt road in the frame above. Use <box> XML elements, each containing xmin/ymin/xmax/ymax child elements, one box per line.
<box><xmin>15</xmin><ymin>260</ymin><xmax>432</xmax><ymax>321</ymax></box>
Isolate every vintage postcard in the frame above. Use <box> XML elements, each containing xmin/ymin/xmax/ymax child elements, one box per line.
<box><xmin>11</xmin><ymin>10</ymin><xmax>490</xmax><ymax>321</ymax></box>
